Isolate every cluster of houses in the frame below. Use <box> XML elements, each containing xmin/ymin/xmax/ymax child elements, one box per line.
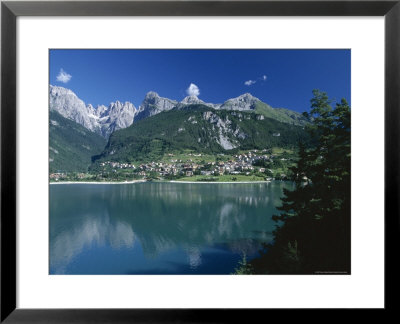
<box><xmin>97</xmin><ymin>149</ymin><xmax>284</xmax><ymax>178</ymax></box>
<box><xmin>99</xmin><ymin>161</ymin><xmax>135</xmax><ymax>169</ymax></box>
<box><xmin>49</xmin><ymin>149</ymin><xmax>292</xmax><ymax>181</ymax></box>
<box><xmin>49</xmin><ymin>172</ymin><xmax>91</xmax><ymax>181</ymax></box>
<box><xmin>49</xmin><ymin>172</ymin><xmax>67</xmax><ymax>181</ymax></box>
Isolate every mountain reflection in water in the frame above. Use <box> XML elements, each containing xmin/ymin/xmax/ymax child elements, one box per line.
<box><xmin>49</xmin><ymin>182</ymin><xmax>292</xmax><ymax>274</ymax></box>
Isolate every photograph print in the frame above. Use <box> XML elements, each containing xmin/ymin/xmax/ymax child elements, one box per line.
<box><xmin>49</xmin><ymin>49</ymin><xmax>351</xmax><ymax>275</ymax></box>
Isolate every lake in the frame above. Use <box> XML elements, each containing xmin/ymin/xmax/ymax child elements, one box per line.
<box><xmin>49</xmin><ymin>181</ymin><xmax>293</xmax><ymax>274</ymax></box>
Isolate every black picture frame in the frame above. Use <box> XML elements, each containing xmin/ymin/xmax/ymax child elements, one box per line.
<box><xmin>1</xmin><ymin>0</ymin><xmax>398</xmax><ymax>322</ymax></box>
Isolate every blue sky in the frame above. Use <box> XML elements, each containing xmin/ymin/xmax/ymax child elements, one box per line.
<box><xmin>49</xmin><ymin>49</ymin><xmax>350</xmax><ymax>113</ymax></box>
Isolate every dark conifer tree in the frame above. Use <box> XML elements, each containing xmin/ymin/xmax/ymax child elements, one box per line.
<box><xmin>251</xmin><ymin>90</ymin><xmax>351</xmax><ymax>274</ymax></box>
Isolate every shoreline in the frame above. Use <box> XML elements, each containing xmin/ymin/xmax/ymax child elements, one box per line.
<box><xmin>50</xmin><ymin>179</ymin><xmax>273</xmax><ymax>185</ymax></box>
<box><xmin>49</xmin><ymin>179</ymin><xmax>148</xmax><ymax>185</ymax></box>
<box><xmin>169</xmin><ymin>180</ymin><xmax>271</xmax><ymax>184</ymax></box>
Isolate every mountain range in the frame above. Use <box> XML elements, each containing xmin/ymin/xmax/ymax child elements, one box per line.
<box><xmin>49</xmin><ymin>86</ymin><xmax>309</xmax><ymax>171</ymax></box>
<box><xmin>50</xmin><ymin>86</ymin><xmax>307</xmax><ymax>137</ymax></box>
<box><xmin>50</xmin><ymin>86</ymin><xmax>136</xmax><ymax>138</ymax></box>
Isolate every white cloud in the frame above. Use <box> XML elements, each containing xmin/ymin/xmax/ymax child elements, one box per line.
<box><xmin>244</xmin><ymin>80</ymin><xmax>256</xmax><ymax>86</ymax></box>
<box><xmin>186</xmin><ymin>83</ymin><xmax>200</xmax><ymax>96</ymax></box>
<box><xmin>56</xmin><ymin>68</ymin><xmax>72</xmax><ymax>83</ymax></box>
<box><xmin>262</xmin><ymin>75</ymin><xmax>267</xmax><ymax>81</ymax></box>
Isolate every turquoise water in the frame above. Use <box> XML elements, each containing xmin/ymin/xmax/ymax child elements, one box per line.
<box><xmin>49</xmin><ymin>181</ymin><xmax>292</xmax><ymax>274</ymax></box>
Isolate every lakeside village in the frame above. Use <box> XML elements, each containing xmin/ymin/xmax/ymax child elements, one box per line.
<box><xmin>50</xmin><ymin>148</ymin><xmax>300</xmax><ymax>183</ymax></box>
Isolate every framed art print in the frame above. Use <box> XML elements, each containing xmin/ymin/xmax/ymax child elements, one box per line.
<box><xmin>48</xmin><ymin>48</ymin><xmax>350</xmax><ymax>276</ymax></box>
<box><xmin>1</xmin><ymin>0</ymin><xmax>399</xmax><ymax>322</ymax></box>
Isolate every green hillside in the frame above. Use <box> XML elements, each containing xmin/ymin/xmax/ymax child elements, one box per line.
<box><xmin>49</xmin><ymin>110</ymin><xmax>106</xmax><ymax>172</ymax></box>
<box><xmin>253</xmin><ymin>101</ymin><xmax>308</xmax><ymax>126</ymax></box>
<box><xmin>94</xmin><ymin>105</ymin><xmax>310</xmax><ymax>164</ymax></box>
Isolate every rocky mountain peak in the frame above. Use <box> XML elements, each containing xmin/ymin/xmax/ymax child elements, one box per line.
<box><xmin>112</xmin><ymin>100</ymin><xmax>122</xmax><ymax>107</ymax></box>
<box><xmin>238</xmin><ymin>93</ymin><xmax>259</xmax><ymax>101</ymax></box>
<box><xmin>181</xmin><ymin>95</ymin><xmax>205</xmax><ymax>105</ymax></box>
<box><xmin>49</xmin><ymin>85</ymin><xmax>99</xmax><ymax>133</ymax></box>
<box><xmin>220</xmin><ymin>93</ymin><xmax>260</xmax><ymax>111</ymax></box>
<box><xmin>50</xmin><ymin>85</ymin><xmax>76</xmax><ymax>97</ymax></box>
<box><xmin>135</xmin><ymin>92</ymin><xmax>178</xmax><ymax>121</ymax></box>
<box><xmin>49</xmin><ymin>85</ymin><xmax>136</xmax><ymax>138</ymax></box>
